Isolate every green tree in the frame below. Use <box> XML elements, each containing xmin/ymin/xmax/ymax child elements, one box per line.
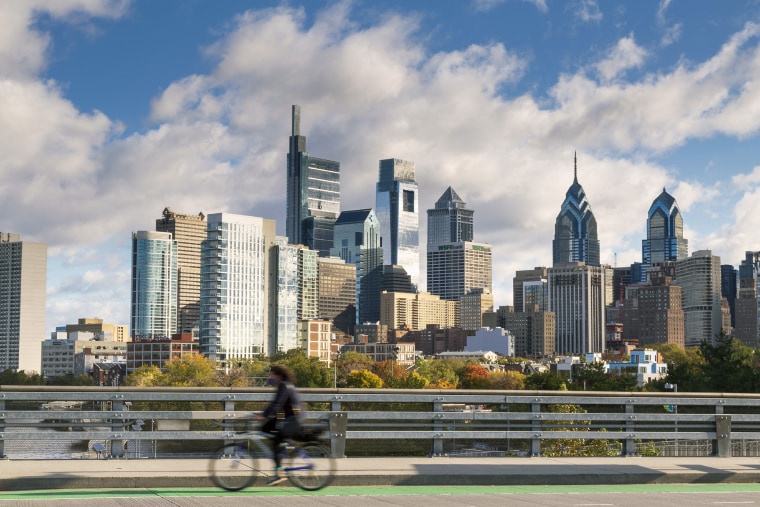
<box><xmin>49</xmin><ymin>374</ymin><xmax>95</xmax><ymax>386</ymax></box>
<box><xmin>345</xmin><ymin>369</ymin><xmax>383</xmax><ymax>388</ymax></box>
<box><xmin>163</xmin><ymin>354</ymin><xmax>218</xmax><ymax>387</ymax></box>
<box><xmin>397</xmin><ymin>371</ymin><xmax>429</xmax><ymax>389</ymax></box>
<box><xmin>699</xmin><ymin>332</ymin><xmax>759</xmax><ymax>392</ymax></box>
<box><xmin>335</xmin><ymin>352</ymin><xmax>374</xmax><ymax>387</ymax></box>
<box><xmin>414</xmin><ymin>357</ymin><xmax>461</xmax><ymax>389</ymax></box>
<box><xmin>124</xmin><ymin>365</ymin><xmax>165</xmax><ymax>387</ymax></box>
<box><xmin>0</xmin><ymin>369</ymin><xmax>43</xmax><ymax>385</ymax></box>
<box><xmin>524</xmin><ymin>371</ymin><xmax>567</xmax><ymax>390</ymax></box>
<box><xmin>486</xmin><ymin>370</ymin><xmax>525</xmax><ymax>390</ymax></box>
<box><xmin>271</xmin><ymin>348</ymin><xmax>331</xmax><ymax>387</ymax></box>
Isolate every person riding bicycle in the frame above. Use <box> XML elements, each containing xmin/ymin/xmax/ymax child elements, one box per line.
<box><xmin>256</xmin><ymin>364</ymin><xmax>305</xmax><ymax>485</ymax></box>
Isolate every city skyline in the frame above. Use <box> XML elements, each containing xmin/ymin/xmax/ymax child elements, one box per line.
<box><xmin>2</xmin><ymin>2</ymin><xmax>760</xmax><ymax>332</ymax></box>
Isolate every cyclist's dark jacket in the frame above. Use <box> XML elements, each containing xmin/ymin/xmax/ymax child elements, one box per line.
<box><xmin>262</xmin><ymin>381</ymin><xmax>305</xmax><ymax>421</ymax></box>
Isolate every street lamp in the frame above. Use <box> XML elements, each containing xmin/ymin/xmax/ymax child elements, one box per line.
<box><xmin>333</xmin><ymin>351</ymin><xmax>341</xmax><ymax>389</ymax></box>
<box><xmin>665</xmin><ymin>383</ymin><xmax>678</xmax><ymax>456</ymax></box>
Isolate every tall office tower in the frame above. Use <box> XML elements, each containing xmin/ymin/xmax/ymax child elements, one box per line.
<box><xmin>460</xmin><ymin>288</ymin><xmax>494</xmax><ymax>332</ymax></box>
<box><xmin>675</xmin><ymin>250</ymin><xmax>723</xmax><ymax>347</ymax></box>
<box><xmin>427</xmin><ymin>187</ymin><xmax>474</xmax><ymax>247</ymax></box>
<box><xmin>721</xmin><ymin>264</ymin><xmax>738</xmax><ymax>330</ymax></box>
<box><xmin>330</xmin><ymin>209</ymin><xmax>383</xmax><ymax>326</ymax></box>
<box><xmin>552</xmin><ymin>154</ymin><xmax>600</xmax><ymax>266</ymax></box>
<box><xmin>548</xmin><ymin>263</ymin><xmax>606</xmax><ymax>354</ymax></box>
<box><xmin>622</xmin><ymin>269</ymin><xmax>684</xmax><ymax>347</ymax></box>
<box><xmin>270</xmin><ymin>240</ymin><xmax>318</xmax><ymax>353</ymax></box>
<box><xmin>513</xmin><ymin>267</ymin><xmax>548</xmax><ymax>312</ymax></box>
<box><xmin>381</xmin><ymin>265</ymin><xmax>415</xmax><ymax>294</ymax></box>
<box><xmin>131</xmin><ymin>231</ymin><xmax>178</xmax><ymax>341</ymax></box>
<box><xmin>0</xmin><ymin>233</ymin><xmax>46</xmax><ymax>372</ymax></box>
<box><xmin>641</xmin><ymin>189</ymin><xmax>688</xmax><ymax>282</ymax></box>
<box><xmin>317</xmin><ymin>256</ymin><xmax>356</xmax><ymax>334</ymax></box>
<box><xmin>286</xmin><ymin>105</ymin><xmax>341</xmax><ymax>257</ymax></box>
<box><xmin>499</xmin><ymin>305</ymin><xmax>556</xmax><ymax>358</ymax></box>
<box><xmin>735</xmin><ymin>252</ymin><xmax>760</xmax><ymax>347</ymax></box>
<box><xmin>200</xmin><ymin>213</ymin><xmax>276</xmax><ymax>362</ymax></box>
<box><xmin>376</xmin><ymin>158</ymin><xmax>419</xmax><ymax>288</ymax></box>
<box><xmin>427</xmin><ymin>242</ymin><xmax>493</xmax><ymax>302</ymax></box>
<box><xmin>155</xmin><ymin>207</ymin><xmax>206</xmax><ymax>333</ymax></box>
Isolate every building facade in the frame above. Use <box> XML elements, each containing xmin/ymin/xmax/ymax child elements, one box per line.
<box><xmin>200</xmin><ymin>213</ymin><xmax>276</xmax><ymax>362</ymax></box>
<box><xmin>131</xmin><ymin>231</ymin><xmax>178</xmax><ymax>341</ymax></box>
<box><xmin>126</xmin><ymin>333</ymin><xmax>198</xmax><ymax>373</ymax></box>
<box><xmin>513</xmin><ymin>267</ymin><xmax>549</xmax><ymax>312</ymax></box>
<box><xmin>641</xmin><ymin>189</ymin><xmax>688</xmax><ymax>282</ymax></box>
<box><xmin>622</xmin><ymin>269</ymin><xmax>685</xmax><ymax>348</ymax></box>
<box><xmin>286</xmin><ymin>105</ymin><xmax>340</xmax><ymax>256</ymax></box>
<box><xmin>427</xmin><ymin>186</ymin><xmax>474</xmax><ymax>248</ymax></box>
<box><xmin>155</xmin><ymin>207</ymin><xmax>207</xmax><ymax>333</ymax></box>
<box><xmin>317</xmin><ymin>256</ymin><xmax>356</xmax><ymax>335</ymax></box>
<box><xmin>65</xmin><ymin>318</ymin><xmax>129</xmax><ymax>343</ymax></box>
<box><xmin>548</xmin><ymin>263</ymin><xmax>606</xmax><ymax>354</ymax></box>
<box><xmin>376</xmin><ymin>158</ymin><xmax>420</xmax><ymax>288</ymax></box>
<box><xmin>498</xmin><ymin>305</ymin><xmax>556</xmax><ymax>358</ymax></box>
<box><xmin>427</xmin><ymin>241</ymin><xmax>493</xmax><ymax>302</ymax></box>
<box><xmin>330</xmin><ymin>209</ymin><xmax>383</xmax><ymax>326</ymax></box>
<box><xmin>675</xmin><ymin>250</ymin><xmax>723</xmax><ymax>347</ymax></box>
<box><xmin>380</xmin><ymin>291</ymin><xmax>459</xmax><ymax>331</ymax></box>
<box><xmin>459</xmin><ymin>288</ymin><xmax>494</xmax><ymax>332</ymax></box>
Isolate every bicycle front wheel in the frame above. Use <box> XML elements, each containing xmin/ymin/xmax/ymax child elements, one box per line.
<box><xmin>209</xmin><ymin>443</ymin><xmax>258</xmax><ymax>491</ymax></box>
<box><xmin>284</xmin><ymin>442</ymin><xmax>336</xmax><ymax>491</ymax></box>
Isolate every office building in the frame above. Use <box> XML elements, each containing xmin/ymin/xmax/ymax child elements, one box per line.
<box><xmin>548</xmin><ymin>263</ymin><xmax>606</xmax><ymax>354</ymax></box>
<box><xmin>675</xmin><ymin>250</ymin><xmax>723</xmax><ymax>347</ymax></box>
<box><xmin>513</xmin><ymin>267</ymin><xmax>548</xmax><ymax>313</ymax></box>
<box><xmin>156</xmin><ymin>207</ymin><xmax>207</xmax><ymax>333</ymax></box>
<box><xmin>641</xmin><ymin>189</ymin><xmax>688</xmax><ymax>282</ymax></box>
<box><xmin>427</xmin><ymin>186</ymin><xmax>474</xmax><ymax>247</ymax></box>
<box><xmin>381</xmin><ymin>264</ymin><xmax>415</xmax><ymax>294</ymax></box>
<box><xmin>0</xmin><ymin>233</ymin><xmax>46</xmax><ymax>373</ymax></box>
<box><xmin>498</xmin><ymin>305</ymin><xmax>556</xmax><ymax>358</ymax></box>
<box><xmin>622</xmin><ymin>269</ymin><xmax>684</xmax><ymax>348</ymax></box>
<box><xmin>131</xmin><ymin>231</ymin><xmax>178</xmax><ymax>341</ymax></box>
<box><xmin>734</xmin><ymin>252</ymin><xmax>760</xmax><ymax>347</ymax></box>
<box><xmin>380</xmin><ymin>291</ymin><xmax>459</xmax><ymax>331</ymax></box>
<box><xmin>286</xmin><ymin>105</ymin><xmax>340</xmax><ymax>256</ymax></box>
<box><xmin>552</xmin><ymin>154</ymin><xmax>600</xmax><ymax>267</ymax></box>
<box><xmin>376</xmin><ymin>158</ymin><xmax>419</xmax><ymax>287</ymax></box>
<box><xmin>271</xmin><ymin>240</ymin><xmax>318</xmax><ymax>353</ymax></box>
<box><xmin>200</xmin><ymin>213</ymin><xmax>276</xmax><ymax>362</ymax></box>
<box><xmin>127</xmin><ymin>333</ymin><xmax>198</xmax><ymax>373</ymax></box>
<box><xmin>427</xmin><ymin>241</ymin><xmax>492</xmax><ymax>302</ymax></box>
<box><xmin>299</xmin><ymin>319</ymin><xmax>334</xmax><ymax>364</ymax></box>
<box><xmin>317</xmin><ymin>256</ymin><xmax>356</xmax><ymax>334</ymax></box>
<box><xmin>65</xmin><ymin>318</ymin><xmax>129</xmax><ymax>343</ymax></box>
<box><xmin>721</xmin><ymin>264</ymin><xmax>738</xmax><ymax>330</ymax></box>
<box><xmin>460</xmin><ymin>288</ymin><xmax>494</xmax><ymax>332</ymax></box>
<box><xmin>330</xmin><ymin>209</ymin><xmax>383</xmax><ymax>326</ymax></box>
<box><xmin>404</xmin><ymin>324</ymin><xmax>468</xmax><ymax>356</ymax></box>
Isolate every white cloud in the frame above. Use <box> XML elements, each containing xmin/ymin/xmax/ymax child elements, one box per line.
<box><xmin>472</xmin><ymin>0</ymin><xmax>548</xmax><ymax>13</ymax></box>
<box><xmin>595</xmin><ymin>35</ymin><xmax>648</xmax><ymax>82</ymax></box>
<box><xmin>573</xmin><ymin>0</ymin><xmax>602</xmax><ymax>23</ymax></box>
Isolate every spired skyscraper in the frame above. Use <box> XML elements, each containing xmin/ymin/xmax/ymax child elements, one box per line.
<box><xmin>375</xmin><ymin>158</ymin><xmax>419</xmax><ymax>288</ymax></box>
<box><xmin>427</xmin><ymin>186</ymin><xmax>473</xmax><ymax>247</ymax></box>
<box><xmin>286</xmin><ymin>105</ymin><xmax>340</xmax><ymax>257</ymax></box>
<box><xmin>641</xmin><ymin>188</ymin><xmax>688</xmax><ymax>282</ymax></box>
<box><xmin>552</xmin><ymin>154</ymin><xmax>600</xmax><ymax>267</ymax></box>
<box><xmin>548</xmin><ymin>156</ymin><xmax>605</xmax><ymax>354</ymax></box>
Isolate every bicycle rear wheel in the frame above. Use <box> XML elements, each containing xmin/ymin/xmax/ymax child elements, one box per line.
<box><xmin>284</xmin><ymin>442</ymin><xmax>335</xmax><ymax>491</ymax></box>
<box><xmin>209</xmin><ymin>443</ymin><xmax>258</xmax><ymax>491</ymax></box>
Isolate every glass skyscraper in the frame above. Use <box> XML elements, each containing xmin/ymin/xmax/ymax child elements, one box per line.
<box><xmin>375</xmin><ymin>158</ymin><xmax>419</xmax><ymax>288</ymax></box>
<box><xmin>330</xmin><ymin>209</ymin><xmax>383</xmax><ymax>326</ymax></box>
<box><xmin>200</xmin><ymin>213</ymin><xmax>276</xmax><ymax>362</ymax></box>
<box><xmin>286</xmin><ymin>105</ymin><xmax>340</xmax><ymax>257</ymax></box>
<box><xmin>131</xmin><ymin>231</ymin><xmax>178</xmax><ymax>341</ymax></box>
<box><xmin>552</xmin><ymin>154</ymin><xmax>600</xmax><ymax>267</ymax></box>
<box><xmin>427</xmin><ymin>187</ymin><xmax>473</xmax><ymax>247</ymax></box>
<box><xmin>641</xmin><ymin>188</ymin><xmax>688</xmax><ymax>282</ymax></box>
<box><xmin>272</xmin><ymin>239</ymin><xmax>318</xmax><ymax>353</ymax></box>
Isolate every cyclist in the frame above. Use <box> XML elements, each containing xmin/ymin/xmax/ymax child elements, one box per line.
<box><xmin>257</xmin><ymin>364</ymin><xmax>305</xmax><ymax>485</ymax></box>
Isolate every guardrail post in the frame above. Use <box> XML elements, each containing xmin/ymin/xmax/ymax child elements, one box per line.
<box><xmin>715</xmin><ymin>415</ymin><xmax>731</xmax><ymax>457</ymax></box>
<box><xmin>110</xmin><ymin>400</ymin><xmax>126</xmax><ymax>458</ymax></box>
<box><xmin>624</xmin><ymin>401</ymin><xmax>635</xmax><ymax>456</ymax></box>
<box><xmin>432</xmin><ymin>399</ymin><xmax>444</xmax><ymax>456</ymax></box>
<box><xmin>531</xmin><ymin>399</ymin><xmax>541</xmax><ymax>456</ymax></box>
<box><xmin>0</xmin><ymin>396</ymin><xmax>5</xmax><ymax>458</ymax></box>
<box><xmin>329</xmin><ymin>412</ymin><xmax>347</xmax><ymax>458</ymax></box>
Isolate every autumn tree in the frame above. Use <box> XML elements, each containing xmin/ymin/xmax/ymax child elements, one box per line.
<box><xmin>345</xmin><ymin>369</ymin><xmax>383</xmax><ymax>388</ymax></box>
<box><xmin>487</xmin><ymin>370</ymin><xmax>525</xmax><ymax>390</ymax></box>
<box><xmin>414</xmin><ymin>357</ymin><xmax>460</xmax><ymax>389</ymax></box>
<box><xmin>458</xmin><ymin>363</ymin><xmax>490</xmax><ymax>389</ymax></box>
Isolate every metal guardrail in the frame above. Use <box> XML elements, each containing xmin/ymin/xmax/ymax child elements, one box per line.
<box><xmin>0</xmin><ymin>387</ymin><xmax>756</xmax><ymax>459</ymax></box>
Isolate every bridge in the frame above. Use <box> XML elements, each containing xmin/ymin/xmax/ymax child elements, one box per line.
<box><xmin>1</xmin><ymin>387</ymin><xmax>760</xmax><ymax>496</ymax></box>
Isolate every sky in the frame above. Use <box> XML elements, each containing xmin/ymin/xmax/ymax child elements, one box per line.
<box><xmin>4</xmin><ymin>0</ymin><xmax>760</xmax><ymax>334</ymax></box>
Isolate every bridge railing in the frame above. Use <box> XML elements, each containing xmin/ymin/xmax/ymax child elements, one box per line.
<box><xmin>0</xmin><ymin>387</ymin><xmax>757</xmax><ymax>459</ymax></box>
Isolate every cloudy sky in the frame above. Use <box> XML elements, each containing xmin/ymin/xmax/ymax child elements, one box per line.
<box><xmin>4</xmin><ymin>0</ymin><xmax>760</xmax><ymax>333</ymax></box>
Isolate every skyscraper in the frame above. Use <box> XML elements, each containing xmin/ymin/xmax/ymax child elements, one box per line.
<box><xmin>375</xmin><ymin>158</ymin><xmax>419</xmax><ymax>287</ymax></box>
<box><xmin>735</xmin><ymin>252</ymin><xmax>760</xmax><ymax>347</ymax></box>
<box><xmin>271</xmin><ymin>240</ymin><xmax>318</xmax><ymax>353</ymax></box>
<box><xmin>427</xmin><ymin>187</ymin><xmax>474</xmax><ymax>248</ymax></box>
<box><xmin>317</xmin><ymin>256</ymin><xmax>356</xmax><ymax>335</ymax></box>
<box><xmin>513</xmin><ymin>267</ymin><xmax>548</xmax><ymax>313</ymax></box>
<box><xmin>427</xmin><ymin>242</ymin><xmax>493</xmax><ymax>302</ymax></box>
<box><xmin>286</xmin><ymin>105</ymin><xmax>340</xmax><ymax>256</ymax></box>
<box><xmin>330</xmin><ymin>209</ymin><xmax>383</xmax><ymax>326</ymax></box>
<box><xmin>200</xmin><ymin>213</ymin><xmax>276</xmax><ymax>362</ymax></box>
<box><xmin>552</xmin><ymin>154</ymin><xmax>600</xmax><ymax>267</ymax></box>
<box><xmin>131</xmin><ymin>231</ymin><xmax>178</xmax><ymax>341</ymax></box>
<box><xmin>0</xmin><ymin>232</ymin><xmax>46</xmax><ymax>372</ymax></box>
<box><xmin>155</xmin><ymin>207</ymin><xmax>206</xmax><ymax>333</ymax></box>
<box><xmin>675</xmin><ymin>250</ymin><xmax>723</xmax><ymax>347</ymax></box>
<box><xmin>641</xmin><ymin>188</ymin><xmax>688</xmax><ymax>282</ymax></box>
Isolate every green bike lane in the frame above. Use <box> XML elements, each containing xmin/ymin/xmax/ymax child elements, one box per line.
<box><xmin>3</xmin><ymin>483</ymin><xmax>760</xmax><ymax>501</ymax></box>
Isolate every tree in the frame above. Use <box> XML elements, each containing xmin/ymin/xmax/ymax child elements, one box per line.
<box><xmin>163</xmin><ymin>354</ymin><xmax>218</xmax><ymax>387</ymax></box>
<box><xmin>525</xmin><ymin>371</ymin><xmax>567</xmax><ymax>390</ymax></box>
<box><xmin>345</xmin><ymin>369</ymin><xmax>383</xmax><ymax>388</ymax></box>
<box><xmin>699</xmin><ymin>332</ymin><xmax>759</xmax><ymax>392</ymax></box>
<box><xmin>487</xmin><ymin>370</ymin><xmax>525</xmax><ymax>390</ymax></box>
<box><xmin>335</xmin><ymin>352</ymin><xmax>374</xmax><ymax>388</ymax></box>
<box><xmin>124</xmin><ymin>365</ymin><xmax>165</xmax><ymax>387</ymax></box>
<box><xmin>397</xmin><ymin>371</ymin><xmax>429</xmax><ymax>389</ymax></box>
<box><xmin>458</xmin><ymin>364</ymin><xmax>489</xmax><ymax>389</ymax></box>
<box><xmin>414</xmin><ymin>357</ymin><xmax>460</xmax><ymax>389</ymax></box>
<box><xmin>271</xmin><ymin>349</ymin><xmax>331</xmax><ymax>387</ymax></box>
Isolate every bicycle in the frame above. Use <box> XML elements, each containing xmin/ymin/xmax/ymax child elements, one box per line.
<box><xmin>208</xmin><ymin>417</ymin><xmax>336</xmax><ymax>491</ymax></box>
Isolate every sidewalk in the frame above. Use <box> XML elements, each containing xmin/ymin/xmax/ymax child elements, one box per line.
<box><xmin>2</xmin><ymin>456</ymin><xmax>760</xmax><ymax>491</ymax></box>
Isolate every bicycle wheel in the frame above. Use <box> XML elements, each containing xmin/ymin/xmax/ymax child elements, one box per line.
<box><xmin>209</xmin><ymin>443</ymin><xmax>258</xmax><ymax>491</ymax></box>
<box><xmin>284</xmin><ymin>442</ymin><xmax>336</xmax><ymax>491</ymax></box>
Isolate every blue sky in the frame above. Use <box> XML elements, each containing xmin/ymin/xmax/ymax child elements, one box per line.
<box><xmin>3</xmin><ymin>0</ymin><xmax>760</xmax><ymax>334</ymax></box>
